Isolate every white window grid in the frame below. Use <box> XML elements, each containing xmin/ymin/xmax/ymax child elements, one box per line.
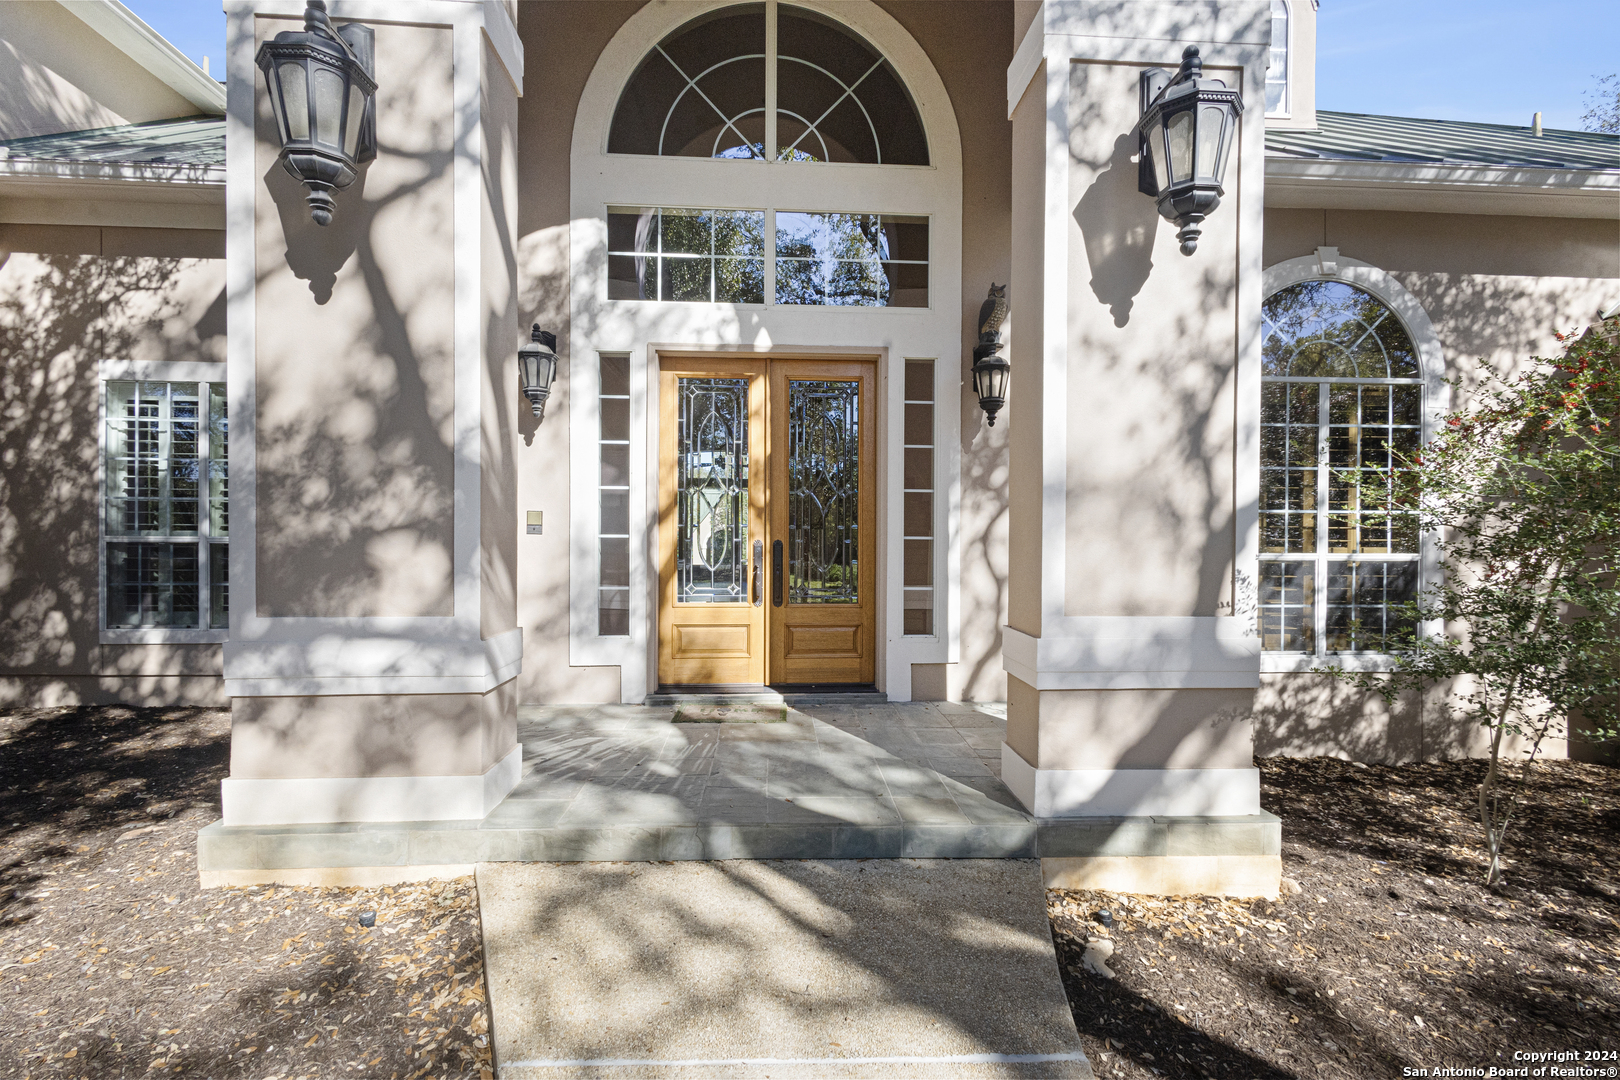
<box><xmin>605</xmin><ymin>204</ymin><xmax>930</xmax><ymax>310</ymax></box>
<box><xmin>1259</xmin><ymin>374</ymin><xmax>1423</xmax><ymax>656</ymax></box>
<box><xmin>901</xmin><ymin>358</ymin><xmax>935</xmax><ymax>637</ymax></box>
<box><xmin>599</xmin><ymin>356</ymin><xmax>632</xmax><ymax>635</ymax></box>
<box><xmin>100</xmin><ymin>376</ymin><xmax>228</xmax><ymax>644</ymax></box>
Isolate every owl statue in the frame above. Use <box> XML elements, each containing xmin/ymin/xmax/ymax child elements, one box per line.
<box><xmin>977</xmin><ymin>283</ymin><xmax>1008</xmax><ymax>344</ymax></box>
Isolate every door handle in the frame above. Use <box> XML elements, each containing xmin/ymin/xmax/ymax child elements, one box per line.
<box><xmin>772</xmin><ymin>540</ymin><xmax>783</xmax><ymax>607</ymax></box>
<box><xmin>752</xmin><ymin>539</ymin><xmax>763</xmax><ymax>607</ymax></box>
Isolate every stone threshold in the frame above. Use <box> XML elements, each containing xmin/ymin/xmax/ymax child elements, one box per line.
<box><xmin>197</xmin><ymin>812</ymin><xmax>1280</xmax><ymax>879</ymax></box>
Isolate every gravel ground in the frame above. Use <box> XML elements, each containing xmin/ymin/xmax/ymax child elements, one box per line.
<box><xmin>1050</xmin><ymin>756</ymin><xmax>1620</xmax><ymax>1080</ymax></box>
<box><xmin>6</xmin><ymin>705</ymin><xmax>1616</xmax><ymax>1080</ymax></box>
<box><xmin>0</xmin><ymin>704</ymin><xmax>493</xmax><ymax>1080</ymax></box>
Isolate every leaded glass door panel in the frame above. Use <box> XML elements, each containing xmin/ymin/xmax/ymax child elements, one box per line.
<box><xmin>768</xmin><ymin>361</ymin><xmax>876</xmax><ymax>685</ymax></box>
<box><xmin>657</xmin><ymin>355</ymin><xmax>875</xmax><ymax>688</ymax></box>
<box><xmin>658</xmin><ymin>362</ymin><xmax>768</xmax><ymax>685</ymax></box>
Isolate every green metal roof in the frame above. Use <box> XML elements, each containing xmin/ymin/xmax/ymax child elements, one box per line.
<box><xmin>0</xmin><ymin>116</ymin><xmax>224</xmax><ymax>168</ymax></box>
<box><xmin>1267</xmin><ymin>110</ymin><xmax>1620</xmax><ymax>172</ymax></box>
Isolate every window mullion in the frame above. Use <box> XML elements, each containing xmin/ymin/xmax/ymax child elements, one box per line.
<box><xmin>764</xmin><ymin>208</ymin><xmax>776</xmax><ymax>306</ymax></box>
<box><xmin>1315</xmin><ymin>380</ymin><xmax>1329</xmax><ymax>655</ymax></box>
<box><xmin>764</xmin><ymin>0</ymin><xmax>777</xmax><ymax>159</ymax></box>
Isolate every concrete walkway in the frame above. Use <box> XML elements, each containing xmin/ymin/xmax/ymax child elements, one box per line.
<box><xmin>478</xmin><ymin>859</ymin><xmax>1094</xmax><ymax>1079</ymax></box>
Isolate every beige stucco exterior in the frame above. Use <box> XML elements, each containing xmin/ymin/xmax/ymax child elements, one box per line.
<box><xmin>0</xmin><ymin>1</ymin><xmax>200</xmax><ymax>139</ymax></box>
<box><xmin>0</xmin><ymin>225</ymin><xmax>225</xmax><ymax>706</ymax></box>
<box><xmin>0</xmin><ymin>0</ymin><xmax>1615</xmax><ymax>849</ymax></box>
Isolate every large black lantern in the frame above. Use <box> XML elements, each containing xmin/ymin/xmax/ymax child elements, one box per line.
<box><xmin>972</xmin><ymin>283</ymin><xmax>1010</xmax><ymax>426</ymax></box>
<box><xmin>1137</xmin><ymin>46</ymin><xmax>1244</xmax><ymax>256</ymax></box>
<box><xmin>257</xmin><ymin>0</ymin><xmax>377</xmax><ymax>226</ymax></box>
<box><xmin>517</xmin><ymin>326</ymin><xmax>558</xmax><ymax>422</ymax></box>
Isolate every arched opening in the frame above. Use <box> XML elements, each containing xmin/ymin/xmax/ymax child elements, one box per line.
<box><xmin>607</xmin><ymin>3</ymin><xmax>929</xmax><ymax>165</ymax></box>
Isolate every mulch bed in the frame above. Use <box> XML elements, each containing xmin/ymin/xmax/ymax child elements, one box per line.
<box><xmin>0</xmin><ymin>705</ymin><xmax>493</xmax><ymax>1080</ymax></box>
<box><xmin>1050</xmin><ymin>756</ymin><xmax>1620</xmax><ymax>1079</ymax></box>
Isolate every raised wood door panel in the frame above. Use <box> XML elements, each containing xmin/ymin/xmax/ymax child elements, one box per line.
<box><xmin>656</xmin><ymin>361</ymin><xmax>767</xmax><ymax>686</ymax></box>
<box><xmin>768</xmin><ymin>361</ymin><xmax>877</xmax><ymax>685</ymax></box>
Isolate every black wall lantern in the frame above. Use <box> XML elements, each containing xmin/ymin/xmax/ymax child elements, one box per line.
<box><xmin>518</xmin><ymin>326</ymin><xmax>558</xmax><ymax>423</ymax></box>
<box><xmin>1137</xmin><ymin>46</ymin><xmax>1243</xmax><ymax>256</ymax></box>
<box><xmin>257</xmin><ymin>0</ymin><xmax>378</xmax><ymax>226</ymax></box>
<box><xmin>972</xmin><ymin>283</ymin><xmax>1010</xmax><ymax>426</ymax></box>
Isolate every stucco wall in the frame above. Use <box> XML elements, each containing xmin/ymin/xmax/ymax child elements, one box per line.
<box><xmin>1256</xmin><ymin>207</ymin><xmax>1620</xmax><ymax>762</ymax></box>
<box><xmin>0</xmin><ymin>224</ymin><xmax>226</xmax><ymax>706</ymax></box>
<box><xmin>0</xmin><ymin>1</ymin><xmax>199</xmax><ymax>140</ymax></box>
<box><xmin>512</xmin><ymin>0</ymin><xmax>1015</xmax><ymax>702</ymax></box>
<box><xmin>1064</xmin><ymin>59</ymin><xmax>1238</xmax><ymax>618</ymax></box>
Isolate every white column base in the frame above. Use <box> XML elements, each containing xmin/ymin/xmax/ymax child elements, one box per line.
<box><xmin>1002</xmin><ymin>744</ymin><xmax>1260</xmax><ymax>817</ymax></box>
<box><xmin>222</xmin><ymin>744</ymin><xmax>522</xmax><ymax>826</ymax></box>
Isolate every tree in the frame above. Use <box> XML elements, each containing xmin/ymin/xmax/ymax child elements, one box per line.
<box><xmin>1323</xmin><ymin>316</ymin><xmax>1620</xmax><ymax>886</ymax></box>
<box><xmin>1581</xmin><ymin>73</ymin><xmax>1620</xmax><ymax>133</ymax></box>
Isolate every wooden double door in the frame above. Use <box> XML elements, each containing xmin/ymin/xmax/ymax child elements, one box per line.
<box><xmin>657</xmin><ymin>355</ymin><xmax>876</xmax><ymax>687</ymax></box>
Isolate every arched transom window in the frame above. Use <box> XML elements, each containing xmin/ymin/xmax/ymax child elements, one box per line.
<box><xmin>608</xmin><ymin>2</ymin><xmax>929</xmax><ymax>165</ymax></box>
<box><xmin>1259</xmin><ymin>281</ymin><xmax>1422</xmax><ymax>655</ymax></box>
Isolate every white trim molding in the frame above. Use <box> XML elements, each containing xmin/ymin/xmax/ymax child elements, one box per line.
<box><xmin>221</xmin><ymin>743</ymin><xmax>522</xmax><ymax>825</ymax></box>
<box><xmin>1264</xmin><ymin>159</ymin><xmax>1620</xmax><ymax>220</ymax></box>
<box><xmin>223</xmin><ymin>627</ymin><xmax>522</xmax><ymax>697</ymax></box>
<box><xmin>567</xmin><ymin>0</ymin><xmax>964</xmax><ymax>702</ymax></box>
<box><xmin>61</xmin><ymin>0</ymin><xmax>228</xmax><ymax>115</ymax></box>
<box><xmin>1001</xmin><ymin>744</ymin><xmax>1262</xmax><ymax>818</ymax></box>
<box><xmin>1002</xmin><ymin>623</ymin><xmax>1259</xmax><ymax>691</ymax></box>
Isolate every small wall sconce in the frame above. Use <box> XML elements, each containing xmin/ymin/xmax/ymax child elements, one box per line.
<box><xmin>257</xmin><ymin>0</ymin><xmax>378</xmax><ymax>226</ymax></box>
<box><xmin>518</xmin><ymin>325</ymin><xmax>558</xmax><ymax>422</ymax></box>
<box><xmin>972</xmin><ymin>283</ymin><xmax>1010</xmax><ymax>426</ymax></box>
<box><xmin>1137</xmin><ymin>45</ymin><xmax>1244</xmax><ymax>256</ymax></box>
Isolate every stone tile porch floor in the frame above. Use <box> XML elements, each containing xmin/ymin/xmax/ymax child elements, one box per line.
<box><xmin>490</xmin><ymin>701</ymin><xmax>1036</xmax><ymax>860</ymax></box>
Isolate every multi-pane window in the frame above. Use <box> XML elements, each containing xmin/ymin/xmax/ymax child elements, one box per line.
<box><xmin>598</xmin><ymin>356</ymin><xmax>632</xmax><ymax>635</ymax></box>
<box><xmin>776</xmin><ymin>212</ymin><xmax>927</xmax><ymax>307</ymax></box>
<box><xmin>607</xmin><ymin>3</ymin><xmax>929</xmax><ymax>165</ymax></box>
<box><xmin>901</xmin><ymin>359</ymin><xmax>934</xmax><ymax>635</ymax></box>
<box><xmin>1259</xmin><ymin>281</ymin><xmax>1421</xmax><ymax>655</ymax></box>
<box><xmin>608</xmin><ymin>206</ymin><xmax>928</xmax><ymax>308</ymax></box>
<box><xmin>103</xmin><ymin>380</ymin><xmax>227</xmax><ymax>631</ymax></box>
<box><xmin>608</xmin><ymin>208</ymin><xmax>765</xmax><ymax>303</ymax></box>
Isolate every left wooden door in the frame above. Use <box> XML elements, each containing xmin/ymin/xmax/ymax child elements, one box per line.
<box><xmin>656</xmin><ymin>359</ymin><xmax>769</xmax><ymax>686</ymax></box>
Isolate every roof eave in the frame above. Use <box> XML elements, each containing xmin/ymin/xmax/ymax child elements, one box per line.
<box><xmin>57</xmin><ymin>0</ymin><xmax>226</xmax><ymax>117</ymax></box>
<box><xmin>1264</xmin><ymin>158</ymin><xmax>1620</xmax><ymax>219</ymax></box>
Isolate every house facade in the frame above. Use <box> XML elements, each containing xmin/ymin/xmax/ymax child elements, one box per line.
<box><xmin>1</xmin><ymin>0</ymin><xmax>1616</xmax><ymax>886</ymax></box>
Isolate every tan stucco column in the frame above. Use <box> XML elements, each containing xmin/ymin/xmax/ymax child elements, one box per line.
<box><xmin>220</xmin><ymin>0</ymin><xmax>525</xmax><ymax>825</ymax></box>
<box><xmin>1003</xmin><ymin>2</ymin><xmax>1270</xmax><ymax>843</ymax></box>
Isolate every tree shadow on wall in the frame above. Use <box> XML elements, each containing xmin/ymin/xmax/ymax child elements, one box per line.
<box><xmin>0</xmin><ymin>253</ymin><xmax>225</xmax><ymax>705</ymax></box>
<box><xmin>1073</xmin><ymin>131</ymin><xmax>1158</xmax><ymax>328</ymax></box>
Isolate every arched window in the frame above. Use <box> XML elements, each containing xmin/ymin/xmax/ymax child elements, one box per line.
<box><xmin>1258</xmin><ymin>280</ymin><xmax>1423</xmax><ymax>656</ymax></box>
<box><xmin>607</xmin><ymin>2</ymin><xmax>929</xmax><ymax>165</ymax></box>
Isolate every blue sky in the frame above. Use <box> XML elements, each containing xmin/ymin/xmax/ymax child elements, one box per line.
<box><xmin>125</xmin><ymin>0</ymin><xmax>1619</xmax><ymax>132</ymax></box>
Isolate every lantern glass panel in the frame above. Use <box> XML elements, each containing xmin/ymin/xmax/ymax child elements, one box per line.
<box><xmin>1148</xmin><ymin>122</ymin><xmax>1169</xmax><ymax>193</ymax></box>
<box><xmin>1196</xmin><ymin>104</ymin><xmax>1225</xmax><ymax>180</ymax></box>
<box><xmin>278</xmin><ymin>62</ymin><xmax>310</xmax><ymax>140</ymax></box>
<box><xmin>1217</xmin><ymin>108</ymin><xmax>1237</xmax><ymax>182</ymax></box>
<box><xmin>344</xmin><ymin>84</ymin><xmax>365</xmax><ymax>156</ymax></box>
<box><xmin>313</xmin><ymin>65</ymin><xmax>345</xmax><ymax>147</ymax></box>
<box><xmin>1166</xmin><ymin>108</ymin><xmax>1193</xmax><ymax>185</ymax></box>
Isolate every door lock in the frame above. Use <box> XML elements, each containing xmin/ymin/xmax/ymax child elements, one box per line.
<box><xmin>752</xmin><ymin>539</ymin><xmax>763</xmax><ymax>606</ymax></box>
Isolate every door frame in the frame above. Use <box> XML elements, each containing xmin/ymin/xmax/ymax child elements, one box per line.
<box><xmin>653</xmin><ymin>346</ymin><xmax>885</xmax><ymax>689</ymax></box>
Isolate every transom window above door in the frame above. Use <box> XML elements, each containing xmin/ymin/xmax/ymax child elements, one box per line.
<box><xmin>607</xmin><ymin>2</ymin><xmax>930</xmax><ymax>165</ymax></box>
<box><xmin>608</xmin><ymin>206</ymin><xmax>928</xmax><ymax>307</ymax></box>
